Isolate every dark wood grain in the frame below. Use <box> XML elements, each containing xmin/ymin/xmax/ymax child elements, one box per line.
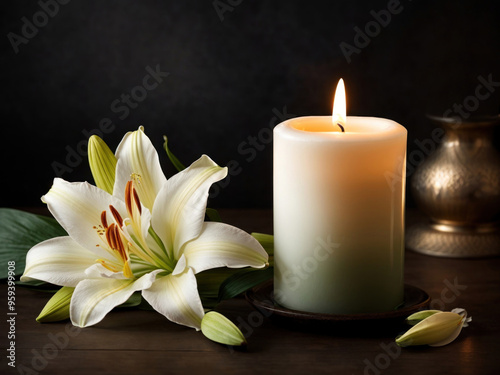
<box><xmin>1</xmin><ymin>209</ymin><xmax>499</xmax><ymax>375</ymax></box>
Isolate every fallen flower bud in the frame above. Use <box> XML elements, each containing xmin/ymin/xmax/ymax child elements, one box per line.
<box><xmin>201</xmin><ymin>311</ymin><xmax>247</xmax><ymax>347</ymax></box>
<box><xmin>37</xmin><ymin>286</ymin><xmax>74</xmax><ymax>323</ymax></box>
<box><xmin>396</xmin><ymin>308</ymin><xmax>471</xmax><ymax>347</ymax></box>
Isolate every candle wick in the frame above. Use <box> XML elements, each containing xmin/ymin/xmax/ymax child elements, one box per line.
<box><xmin>337</xmin><ymin>123</ymin><xmax>345</xmax><ymax>132</ymax></box>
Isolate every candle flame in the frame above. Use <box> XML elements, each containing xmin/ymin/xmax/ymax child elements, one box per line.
<box><xmin>332</xmin><ymin>78</ymin><xmax>346</xmax><ymax>132</ymax></box>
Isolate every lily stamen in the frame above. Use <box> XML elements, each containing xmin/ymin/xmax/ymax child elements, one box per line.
<box><xmin>105</xmin><ymin>225</ymin><xmax>116</xmax><ymax>250</ymax></box>
<box><xmin>123</xmin><ymin>180</ymin><xmax>174</xmax><ymax>272</ymax></box>
<box><xmin>105</xmin><ymin>224</ymin><xmax>128</xmax><ymax>262</ymax></box>
<box><xmin>109</xmin><ymin>205</ymin><xmax>124</xmax><ymax>226</ymax></box>
<box><xmin>125</xmin><ymin>181</ymin><xmax>142</xmax><ymax>218</ymax></box>
<box><xmin>100</xmin><ymin>211</ymin><xmax>108</xmax><ymax>229</ymax></box>
<box><xmin>94</xmin><ymin>209</ymin><xmax>135</xmax><ymax>279</ymax></box>
<box><xmin>131</xmin><ymin>173</ymin><xmax>142</xmax><ymax>184</ymax></box>
<box><xmin>96</xmin><ymin>258</ymin><xmax>121</xmax><ymax>273</ymax></box>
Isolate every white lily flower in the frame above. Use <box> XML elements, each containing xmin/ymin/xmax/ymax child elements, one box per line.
<box><xmin>23</xmin><ymin>126</ymin><xmax>269</xmax><ymax>334</ymax></box>
<box><xmin>111</xmin><ymin>127</ymin><xmax>269</xmax><ymax>330</ymax></box>
<box><xmin>21</xmin><ymin>178</ymin><xmax>161</xmax><ymax>327</ymax></box>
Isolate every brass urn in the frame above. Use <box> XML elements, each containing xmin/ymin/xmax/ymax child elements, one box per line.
<box><xmin>406</xmin><ymin>115</ymin><xmax>500</xmax><ymax>257</ymax></box>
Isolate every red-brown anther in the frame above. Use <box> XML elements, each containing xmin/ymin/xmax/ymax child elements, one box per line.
<box><xmin>109</xmin><ymin>205</ymin><xmax>123</xmax><ymax>227</ymax></box>
<box><xmin>133</xmin><ymin>187</ymin><xmax>142</xmax><ymax>215</ymax></box>
<box><xmin>105</xmin><ymin>225</ymin><xmax>115</xmax><ymax>250</ymax></box>
<box><xmin>125</xmin><ymin>181</ymin><xmax>142</xmax><ymax>217</ymax></box>
<box><xmin>125</xmin><ymin>181</ymin><xmax>133</xmax><ymax>217</ymax></box>
<box><xmin>101</xmin><ymin>210</ymin><xmax>108</xmax><ymax>229</ymax></box>
<box><xmin>103</xmin><ymin>223</ymin><xmax>128</xmax><ymax>262</ymax></box>
<box><xmin>113</xmin><ymin>225</ymin><xmax>126</xmax><ymax>259</ymax></box>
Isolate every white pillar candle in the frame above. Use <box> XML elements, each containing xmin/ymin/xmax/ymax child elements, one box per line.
<box><xmin>273</xmin><ymin>84</ymin><xmax>407</xmax><ymax>314</ymax></box>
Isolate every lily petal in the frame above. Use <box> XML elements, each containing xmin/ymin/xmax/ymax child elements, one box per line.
<box><xmin>172</xmin><ymin>253</ymin><xmax>188</xmax><ymax>276</ymax></box>
<box><xmin>428</xmin><ymin>308</ymin><xmax>472</xmax><ymax>347</ymax></box>
<box><xmin>21</xmin><ymin>236</ymin><xmax>97</xmax><ymax>287</ymax></box>
<box><xmin>183</xmin><ymin>222</ymin><xmax>269</xmax><ymax>274</ymax></box>
<box><xmin>70</xmin><ymin>270</ymin><xmax>160</xmax><ymax>327</ymax></box>
<box><xmin>42</xmin><ymin>178</ymin><xmax>128</xmax><ymax>259</ymax></box>
<box><xmin>114</xmin><ymin>126</ymin><xmax>167</xmax><ymax>211</ymax></box>
<box><xmin>451</xmin><ymin>308</ymin><xmax>472</xmax><ymax>327</ymax></box>
<box><xmin>152</xmin><ymin>155</ymin><xmax>227</xmax><ymax>259</ymax></box>
<box><xmin>142</xmin><ymin>268</ymin><xmax>205</xmax><ymax>330</ymax></box>
<box><xmin>428</xmin><ymin>320</ymin><xmax>466</xmax><ymax>347</ymax></box>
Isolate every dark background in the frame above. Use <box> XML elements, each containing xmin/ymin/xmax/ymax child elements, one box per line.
<box><xmin>1</xmin><ymin>0</ymin><xmax>499</xmax><ymax>209</ymax></box>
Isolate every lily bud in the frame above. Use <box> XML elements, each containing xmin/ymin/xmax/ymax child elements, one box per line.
<box><xmin>396</xmin><ymin>309</ymin><xmax>471</xmax><ymax>347</ymax></box>
<box><xmin>201</xmin><ymin>311</ymin><xmax>247</xmax><ymax>346</ymax></box>
<box><xmin>88</xmin><ymin>135</ymin><xmax>117</xmax><ymax>194</ymax></box>
<box><xmin>405</xmin><ymin>310</ymin><xmax>442</xmax><ymax>325</ymax></box>
<box><xmin>36</xmin><ymin>286</ymin><xmax>74</xmax><ymax>323</ymax></box>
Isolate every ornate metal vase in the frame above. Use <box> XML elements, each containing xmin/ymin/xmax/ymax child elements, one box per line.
<box><xmin>406</xmin><ymin>115</ymin><xmax>500</xmax><ymax>257</ymax></box>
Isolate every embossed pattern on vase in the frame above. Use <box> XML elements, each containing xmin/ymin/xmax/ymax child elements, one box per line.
<box><xmin>411</xmin><ymin>116</ymin><xmax>500</xmax><ymax>229</ymax></box>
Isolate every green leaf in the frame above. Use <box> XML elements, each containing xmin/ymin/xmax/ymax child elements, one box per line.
<box><xmin>200</xmin><ymin>297</ymin><xmax>220</xmax><ymax>310</ymax></box>
<box><xmin>205</xmin><ymin>207</ymin><xmax>222</xmax><ymax>222</ymax></box>
<box><xmin>251</xmin><ymin>233</ymin><xmax>274</xmax><ymax>266</ymax></box>
<box><xmin>137</xmin><ymin>297</ymin><xmax>154</xmax><ymax>311</ymax></box>
<box><xmin>218</xmin><ymin>267</ymin><xmax>273</xmax><ymax>302</ymax></box>
<box><xmin>15</xmin><ymin>280</ymin><xmax>58</xmax><ymax>292</ymax></box>
<box><xmin>163</xmin><ymin>135</ymin><xmax>186</xmax><ymax>172</ymax></box>
<box><xmin>16</xmin><ymin>279</ymin><xmax>49</xmax><ymax>287</ymax></box>
<box><xmin>251</xmin><ymin>232</ymin><xmax>274</xmax><ymax>255</ymax></box>
<box><xmin>116</xmin><ymin>292</ymin><xmax>142</xmax><ymax>309</ymax></box>
<box><xmin>197</xmin><ymin>268</ymin><xmax>239</xmax><ymax>309</ymax></box>
<box><xmin>197</xmin><ymin>268</ymin><xmax>238</xmax><ymax>299</ymax></box>
<box><xmin>0</xmin><ymin>208</ymin><xmax>67</xmax><ymax>278</ymax></box>
<box><xmin>201</xmin><ymin>311</ymin><xmax>247</xmax><ymax>346</ymax></box>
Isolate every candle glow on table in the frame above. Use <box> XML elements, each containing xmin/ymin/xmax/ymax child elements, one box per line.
<box><xmin>273</xmin><ymin>80</ymin><xmax>407</xmax><ymax>314</ymax></box>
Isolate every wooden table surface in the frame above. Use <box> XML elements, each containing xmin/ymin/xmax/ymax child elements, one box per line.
<box><xmin>1</xmin><ymin>209</ymin><xmax>499</xmax><ymax>375</ymax></box>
